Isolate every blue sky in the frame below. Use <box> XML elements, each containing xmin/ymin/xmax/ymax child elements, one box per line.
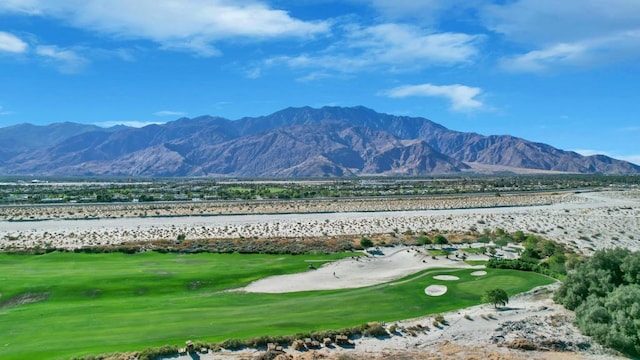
<box><xmin>0</xmin><ymin>0</ymin><xmax>639</xmax><ymax>165</ymax></box>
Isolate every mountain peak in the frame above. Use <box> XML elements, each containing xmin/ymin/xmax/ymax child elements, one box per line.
<box><xmin>1</xmin><ymin>106</ymin><xmax>638</xmax><ymax>177</ymax></box>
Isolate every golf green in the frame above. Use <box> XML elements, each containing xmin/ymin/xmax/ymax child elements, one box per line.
<box><xmin>0</xmin><ymin>252</ymin><xmax>554</xmax><ymax>359</ymax></box>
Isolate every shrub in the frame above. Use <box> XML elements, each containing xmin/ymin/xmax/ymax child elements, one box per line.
<box><xmin>417</xmin><ymin>236</ymin><xmax>432</xmax><ymax>245</ymax></box>
<box><xmin>220</xmin><ymin>338</ymin><xmax>244</xmax><ymax>350</ymax></box>
<box><xmin>363</xmin><ymin>322</ymin><xmax>388</xmax><ymax>337</ymax></box>
<box><xmin>555</xmin><ymin>248</ymin><xmax>640</xmax><ymax>357</ymax></box>
<box><xmin>477</xmin><ymin>236</ymin><xmax>491</xmax><ymax>244</ymax></box>
<box><xmin>360</xmin><ymin>237</ymin><xmax>373</xmax><ymax>248</ymax></box>
<box><xmin>434</xmin><ymin>234</ymin><xmax>448</xmax><ymax>245</ymax></box>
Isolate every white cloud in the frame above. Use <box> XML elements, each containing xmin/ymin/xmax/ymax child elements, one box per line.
<box><xmin>268</xmin><ymin>23</ymin><xmax>482</xmax><ymax>74</ymax></box>
<box><xmin>347</xmin><ymin>23</ymin><xmax>481</xmax><ymax>65</ymax></box>
<box><xmin>0</xmin><ymin>31</ymin><xmax>28</xmax><ymax>53</ymax></box>
<box><xmin>0</xmin><ymin>0</ymin><xmax>329</xmax><ymax>56</ymax></box>
<box><xmin>382</xmin><ymin>83</ymin><xmax>484</xmax><ymax>112</ymax></box>
<box><xmin>484</xmin><ymin>0</ymin><xmax>640</xmax><ymax>72</ymax></box>
<box><xmin>35</xmin><ymin>45</ymin><xmax>88</xmax><ymax>73</ymax></box>
<box><xmin>483</xmin><ymin>0</ymin><xmax>640</xmax><ymax>45</ymax></box>
<box><xmin>501</xmin><ymin>31</ymin><xmax>640</xmax><ymax>72</ymax></box>
<box><xmin>0</xmin><ymin>0</ymin><xmax>43</xmax><ymax>15</ymax></box>
<box><xmin>500</xmin><ymin>43</ymin><xmax>587</xmax><ymax>73</ymax></box>
<box><xmin>153</xmin><ymin>110</ymin><xmax>188</xmax><ymax>117</ymax></box>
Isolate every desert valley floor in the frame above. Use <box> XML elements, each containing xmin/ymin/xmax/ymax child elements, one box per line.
<box><xmin>1</xmin><ymin>189</ymin><xmax>639</xmax><ymax>359</ymax></box>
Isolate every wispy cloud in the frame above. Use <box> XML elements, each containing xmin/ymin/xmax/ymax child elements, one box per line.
<box><xmin>267</xmin><ymin>22</ymin><xmax>483</xmax><ymax>75</ymax></box>
<box><xmin>483</xmin><ymin>0</ymin><xmax>640</xmax><ymax>45</ymax></box>
<box><xmin>0</xmin><ymin>31</ymin><xmax>28</xmax><ymax>53</ymax></box>
<box><xmin>500</xmin><ymin>43</ymin><xmax>587</xmax><ymax>73</ymax></box>
<box><xmin>35</xmin><ymin>45</ymin><xmax>88</xmax><ymax>73</ymax></box>
<box><xmin>484</xmin><ymin>0</ymin><xmax>640</xmax><ymax>72</ymax></box>
<box><xmin>500</xmin><ymin>31</ymin><xmax>640</xmax><ymax>73</ymax></box>
<box><xmin>153</xmin><ymin>110</ymin><xmax>188</xmax><ymax>117</ymax></box>
<box><xmin>0</xmin><ymin>1</ymin><xmax>330</xmax><ymax>56</ymax></box>
<box><xmin>381</xmin><ymin>83</ymin><xmax>484</xmax><ymax>112</ymax></box>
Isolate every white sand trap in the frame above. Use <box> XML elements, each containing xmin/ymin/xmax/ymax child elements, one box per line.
<box><xmin>242</xmin><ymin>246</ymin><xmax>473</xmax><ymax>293</ymax></box>
<box><xmin>471</xmin><ymin>271</ymin><xmax>487</xmax><ymax>276</ymax></box>
<box><xmin>433</xmin><ymin>275</ymin><xmax>459</xmax><ymax>281</ymax></box>
<box><xmin>425</xmin><ymin>285</ymin><xmax>447</xmax><ymax>296</ymax></box>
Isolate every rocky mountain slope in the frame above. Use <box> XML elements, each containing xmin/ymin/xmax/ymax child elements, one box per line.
<box><xmin>1</xmin><ymin>106</ymin><xmax>638</xmax><ymax>176</ymax></box>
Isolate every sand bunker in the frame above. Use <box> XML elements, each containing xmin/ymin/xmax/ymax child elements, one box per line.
<box><xmin>433</xmin><ymin>275</ymin><xmax>459</xmax><ymax>281</ymax></box>
<box><xmin>425</xmin><ymin>285</ymin><xmax>448</xmax><ymax>296</ymax></box>
<box><xmin>471</xmin><ymin>271</ymin><xmax>487</xmax><ymax>276</ymax></box>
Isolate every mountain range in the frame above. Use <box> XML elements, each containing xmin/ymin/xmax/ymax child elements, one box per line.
<box><xmin>2</xmin><ymin>106</ymin><xmax>639</xmax><ymax>177</ymax></box>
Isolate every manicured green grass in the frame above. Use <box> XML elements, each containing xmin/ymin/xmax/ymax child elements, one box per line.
<box><xmin>426</xmin><ymin>249</ymin><xmax>449</xmax><ymax>256</ymax></box>
<box><xmin>461</xmin><ymin>247</ymin><xmax>487</xmax><ymax>254</ymax></box>
<box><xmin>464</xmin><ymin>260</ymin><xmax>489</xmax><ymax>266</ymax></box>
<box><xmin>0</xmin><ymin>252</ymin><xmax>554</xmax><ymax>359</ymax></box>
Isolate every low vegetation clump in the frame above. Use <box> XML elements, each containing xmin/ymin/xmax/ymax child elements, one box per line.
<box><xmin>554</xmin><ymin>248</ymin><xmax>640</xmax><ymax>357</ymax></box>
<box><xmin>487</xmin><ymin>233</ymin><xmax>577</xmax><ymax>279</ymax></box>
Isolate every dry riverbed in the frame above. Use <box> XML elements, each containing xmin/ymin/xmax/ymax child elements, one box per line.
<box><xmin>1</xmin><ymin>190</ymin><xmax>639</xmax><ymax>254</ymax></box>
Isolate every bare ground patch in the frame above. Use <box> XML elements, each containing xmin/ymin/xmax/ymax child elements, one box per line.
<box><xmin>0</xmin><ymin>292</ymin><xmax>49</xmax><ymax>309</ymax></box>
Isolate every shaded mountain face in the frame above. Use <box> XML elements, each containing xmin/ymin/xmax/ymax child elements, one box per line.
<box><xmin>0</xmin><ymin>122</ymin><xmax>109</xmax><ymax>155</ymax></box>
<box><xmin>1</xmin><ymin>106</ymin><xmax>638</xmax><ymax>177</ymax></box>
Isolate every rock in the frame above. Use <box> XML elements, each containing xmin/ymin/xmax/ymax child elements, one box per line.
<box><xmin>505</xmin><ymin>339</ymin><xmax>538</xmax><ymax>351</ymax></box>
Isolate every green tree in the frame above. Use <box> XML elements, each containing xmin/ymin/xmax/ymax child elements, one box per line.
<box><xmin>622</xmin><ymin>252</ymin><xmax>640</xmax><ymax>284</ymax></box>
<box><xmin>495</xmin><ymin>237</ymin><xmax>510</xmax><ymax>248</ymax></box>
<box><xmin>482</xmin><ymin>288</ymin><xmax>509</xmax><ymax>308</ymax></box>
<box><xmin>434</xmin><ymin>234</ymin><xmax>448</xmax><ymax>246</ymax></box>
<box><xmin>417</xmin><ymin>236</ymin><xmax>432</xmax><ymax>246</ymax></box>
<box><xmin>555</xmin><ymin>248</ymin><xmax>640</xmax><ymax>357</ymax></box>
<box><xmin>360</xmin><ymin>237</ymin><xmax>373</xmax><ymax>248</ymax></box>
<box><xmin>575</xmin><ymin>284</ymin><xmax>640</xmax><ymax>356</ymax></box>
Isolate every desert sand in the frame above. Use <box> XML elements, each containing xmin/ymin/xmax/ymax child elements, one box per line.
<box><xmin>241</xmin><ymin>246</ymin><xmax>484</xmax><ymax>293</ymax></box>
<box><xmin>1</xmin><ymin>190</ymin><xmax>639</xmax><ymax>254</ymax></box>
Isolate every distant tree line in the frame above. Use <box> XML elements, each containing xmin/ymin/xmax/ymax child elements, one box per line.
<box><xmin>3</xmin><ymin>174</ymin><xmax>639</xmax><ymax>204</ymax></box>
